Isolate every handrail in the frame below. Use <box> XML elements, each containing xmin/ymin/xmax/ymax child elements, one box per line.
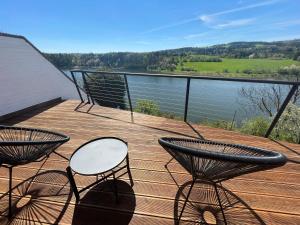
<box><xmin>71</xmin><ymin>69</ymin><xmax>299</xmax><ymax>139</ymax></box>
<box><xmin>70</xmin><ymin>70</ymin><xmax>300</xmax><ymax>85</ymax></box>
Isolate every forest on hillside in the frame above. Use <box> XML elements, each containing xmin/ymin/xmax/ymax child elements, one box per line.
<box><xmin>44</xmin><ymin>39</ymin><xmax>300</xmax><ymax>77</ymax></box>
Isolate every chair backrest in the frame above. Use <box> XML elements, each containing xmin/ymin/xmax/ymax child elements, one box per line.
<box><xmin>158</xmin><ymin>137</ymin><xmax>287</xmax><ymax>182</ymax></box>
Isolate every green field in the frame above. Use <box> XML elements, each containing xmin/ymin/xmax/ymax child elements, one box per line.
<box><xmin>176</xmin><ymin>58</ymin><xmax>300</xmax><ymax>75</ymax></box>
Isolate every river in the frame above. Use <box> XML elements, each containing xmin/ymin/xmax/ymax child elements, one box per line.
<box><xmin>65</xmin><ymin>71</ymin><xmax>293</xmax><ymax>125</ymax></box>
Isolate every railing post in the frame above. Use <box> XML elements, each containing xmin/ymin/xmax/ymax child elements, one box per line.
<box><xmin>82</xmin><ymin>72</ymin><xmax>95</xmax><ymax>105</ymax></box>
<box><xmin>81</xmin><ymin>72</ymin><xmax>90</xmax><ymax>104</ymax></box>
<box><xmin>71</xmin><ymin>71</ymin><xmax>84</xmax><ymax>103</ymax></box>
<box><xmin>265</xmin><ymin>84</ymin><xmax>298</xmax><ymax>138</ymax></box>
<box><xmin>124</xmin><ymin>74</ymin><xmax>133</xmax><ymax>115</ymax></box>
<box><xmin>184</xmin><ymin>78</ymin><xmax>191</xmax><ymax>122</ymax></box>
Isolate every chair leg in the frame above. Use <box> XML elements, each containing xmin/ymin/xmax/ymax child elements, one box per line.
<box><xmin>8</xmin><ymin>166</ymin><xmax>12</xmax><ymax>218</ymax></box>
<box><xmin>112</xmin><ymin>173</ymin><xmax>119</xmax><ymax>203</ymax></box>
<box><xmin>165</xmin><ymin>157</ymin><xmax>174</xmax><ymax>168</ymax></box>
<box><xmin>126</xmin><ymin>155</ymin><xmax>134</xmax><ymax>187</ymax></box>
<box><xmin>178</xmin><ymin>179</ymin><xmax>196</xmax><ymax>222</ymax></box>
<box><xmin>214</xmin><ymin>183</ymin><xmax>227</xmax><ymax>225</ymax></box>
<box><xmin>66</xmin><ymin>167</ymin><xmax>80</xmax><ymax>202</ymax></box>
<box><xmin>53</xmin><ymin>150</ymin><xmax>69</xmax><ymax>161</ymax></box>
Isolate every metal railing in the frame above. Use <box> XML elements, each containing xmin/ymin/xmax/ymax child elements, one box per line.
<box><xmin>70</xmin><ymin>70</ymin><xmax>300</xmax><ymax>138</ymax></box>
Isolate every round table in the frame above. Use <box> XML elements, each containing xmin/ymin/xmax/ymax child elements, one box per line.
<box><xmin>67</xmin><ymin>137</ymin><xmax>133</xmax><ymax>202</ymax></box>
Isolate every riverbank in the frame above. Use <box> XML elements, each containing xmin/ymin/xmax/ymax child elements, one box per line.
<box><xmin>67</xmin><ymin>58</ymin><xmax>300</xmax><ymax>80</ymax></box>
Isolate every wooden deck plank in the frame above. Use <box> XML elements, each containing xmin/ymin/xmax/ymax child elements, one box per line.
<box><xmin>1</xmin><ymin>100</ymin><xmax>299</xmax><ymax>224</ymax></box>
<box><xmin>1</xmin><ymin>180</ymin><xmax>300</xmax><ymax>225</ymax></box>
<box><xmin>0</xmin><ymin>168</ymin><xmax>299</xmax><ymax>216</ymax></box>
<box><xmin>1</xmin><ymin>178</ymin><xmax>300</xmax><ymax>223</ymax></box>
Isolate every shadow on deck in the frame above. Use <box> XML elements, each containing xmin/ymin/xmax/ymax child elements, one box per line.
<box><xmin>0</xmin><ymin>100</ymin><xmax>299</xmax><ymax>224</ymax></box>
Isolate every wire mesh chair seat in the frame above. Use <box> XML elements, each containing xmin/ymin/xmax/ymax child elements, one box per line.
<box><xmin>159</xmin><ymin>137</ymin><xmax>287</xmax><ymax>182</ymax></box>
<box><xmin>0</xmin><ymin>125</ymin><xmax>70</xmax><ymax>217</ymax></box>
<box><xmin>158</xmin><ymin>137</ymin><xmax>287</xmax><ymax>223</ymax></box>
<box><xmin>0</xmin><ymin>125</ymin><xmax>69</xmax><ymax>165</ymax></box>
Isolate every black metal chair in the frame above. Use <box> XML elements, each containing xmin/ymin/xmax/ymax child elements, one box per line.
<box><xmin>158</xmin><ymin>137</ymin><xmax>287</xmax><ymax>224</ymax></box>
<box><xmin>0</xmin><ymin>125</ymin><xmax>70</xmax><ymax>217</ymax></box>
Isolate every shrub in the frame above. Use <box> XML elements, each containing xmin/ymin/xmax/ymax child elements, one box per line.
<box><xmin>188</xmin><ymin>55</ymin><xmax>222</xmax><ymax>62</ymax></box>
<box><xmin>201</xmin><ymin>120</ymin><xmax>235</xmax><ymax>130</ymax></box>
<box><xmin>134</xmin><ymin>99</ymin><xmax>160</xmax><ymax>116</ymax></box>
<box><xmin>181</xmin><ymin>67</ymin><xmax>196</xmax><ymax>72</ymax></box>
<box><xmin>255</xmin><ymin>69</ymin><xmax>267</xmax><ymax>74</ymax></box>
<box><xmin>273</xmin><ymin>103</ymin><xmax>300</xmax><ymax>144</ymax></box>
<box><xmin>278</xmin><ymin>64</ymin><xmax>300</xmax><ymax>76</ymax></box>
<box><xmin>161</xmin><ymin>112</ymin><xmax>182</xmax><ymax>120</ymax></box>
<box><xmin>240</xmin><ymin>117</ymin><xmax>270</xmax><ymax>136</ymax></box>
<box><xmin>242</xmin><ymin>69</ymin><xmax>253</xmax><ymax>74</ymax></box>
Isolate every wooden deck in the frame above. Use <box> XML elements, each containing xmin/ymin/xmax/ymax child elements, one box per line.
<box><xmin>0</xmin><ymin>100</ymin><xmax>299</xmax><ymax>225</ymax></box>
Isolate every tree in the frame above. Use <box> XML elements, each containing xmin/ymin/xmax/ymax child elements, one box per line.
<box><xmin>86</xmin><ymin>73</ymin><xmax>127</xmax><ymax>109</ymax></box>
<box><xmin>239</xmin><ymin>85</ymin><xmax>286</xmax><ymax>117</ymax></box>
<box><xmin>293</xmin><ymin>52</ymin><xmax>300</xmax><ymax>61</ymax></box>
<box><xmin>239</xmin><ymin>83</ymin><xmax>300</xmax><ymax>144</ymax></box>
<box><xmin>239</xmin><ymin>84</ymin><xmax>300</xmax><ymax>117</ymax></box>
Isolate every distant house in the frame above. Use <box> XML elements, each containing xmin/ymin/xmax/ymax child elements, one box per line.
<box><xmin>248</xmin><ymin>53</ymin><xmax>256</xmax><ymax>59</ymax></box>
<box><xmin>0</xmin><ymin>33</ymin><xmax>80</xmax><ymax>120</ymax></box>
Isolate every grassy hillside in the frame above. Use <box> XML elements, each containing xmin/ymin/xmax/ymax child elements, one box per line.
<box><xmin>176</xmin><ymin>58</ymin><xmax>300</xmax><ymax>75</ymax></box>
<box><xmin>45</xmin><ymin>39</ymin><xmax>300</xmax><ymax>78</ymax></box>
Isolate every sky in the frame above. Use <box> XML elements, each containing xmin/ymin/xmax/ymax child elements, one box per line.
<box><xmin>1</xmin><ymin>0</ymin><xmax>300</xmax><ymax>53</ymax></box>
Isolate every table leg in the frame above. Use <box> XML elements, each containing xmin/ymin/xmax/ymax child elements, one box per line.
<box><xmin>8</xmin><ymin>166</ymin><xmax>12</xmax><ymax>218</ymax></box>
<box><xmin>126</xmin><ymin>155</ymin><xmax>134</xmax><ymax>187</ymax></box>
<box><xmin>66</xmin><ymin>167</ymin><xmax>80</xmax><ymax>202</ymax></box>
<box><xmin>112</xmin><ymin>173</ymin><xmax>119</xmax><ymax>203</ymax></box>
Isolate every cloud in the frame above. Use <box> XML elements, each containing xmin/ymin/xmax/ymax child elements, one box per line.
<box><xmin>214</xmin><ymin>18</ymin><xmax>255</xmax><ymax>29</ymax></box>
<box><xmin>237</xmin><ymin>0</ymin><xmax>246</xmax><ymax>4</ymax></box>
<box><xmin>276</xmin><ymin>19</ymin><xmax>300</xmax><ymax>27</ymax></box>
<box><xmin>142</xmin><ymin>17</ymin><xmax>199</xmax><ymax>34</ymax></box>
<box><xmin>184</xmin><ymin>32</ymin><xmax>210</xmax><ymax>40</ymax></box>
<box><xmin>143</xmin><ymin>0</ymin><xmax>280</xmax><ymax>34</ymax></box>
<box><xmin>135</xmin><ymin>41</ymin><xmax>151</xmax><ymax>45</ymax></box>
<box><xmin>200</xmin><ymin>0</ymin><xmax>280</xmax><ymax>23</ymax></box>
<box><xmin>199</xmin><ymin>15</ymin><xmax>213</xmax><ymax>23</ymax></box>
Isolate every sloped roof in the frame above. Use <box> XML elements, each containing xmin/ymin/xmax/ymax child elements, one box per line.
<box><xmin>0</xmin><ymin>32</ymin><xmax>73</xmax><ymax>83</ymax></box>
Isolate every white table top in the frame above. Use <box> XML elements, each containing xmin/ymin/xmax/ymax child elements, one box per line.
<box><xmin>70</xmin><ymin>138</ymin><xmax>128</xmax><ymax>175</ymax></box>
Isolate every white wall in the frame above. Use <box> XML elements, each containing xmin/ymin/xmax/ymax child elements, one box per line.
<box><xmin>0</xmin><ymin>35</ymin><xmax>80</xmax><ymax>117</ymax></box>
